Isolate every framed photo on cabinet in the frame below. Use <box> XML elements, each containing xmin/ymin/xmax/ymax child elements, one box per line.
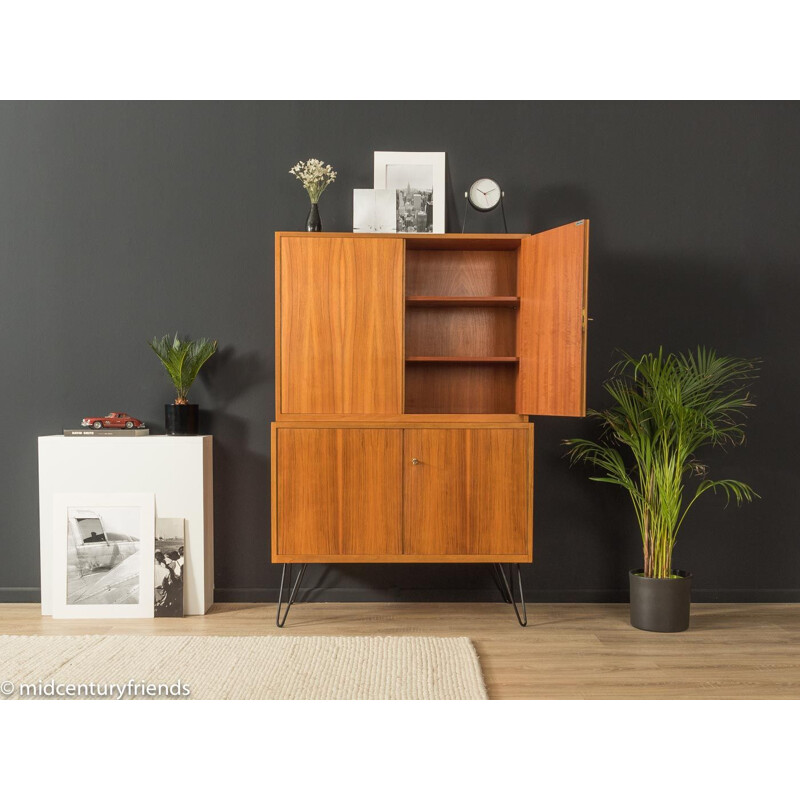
<box><xmin>374</xmin><ymin>151</ymin><xmax>445</xmax><ymax>233</ymax></box>
<box><xmin>51</xmin><ymin>492</ymin><xmax>155</xmax><ymax>619</ymax></box>
<box><xmin>353</xmin><ymin>188</ymin><xmax>396</xmax><ymax>233</ymax></box>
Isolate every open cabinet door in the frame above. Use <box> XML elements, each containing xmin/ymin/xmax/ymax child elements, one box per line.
<box><xmin>516</xmin><ymin>220</ymin><xmax>589</xmax><ymax>416</ymax></box>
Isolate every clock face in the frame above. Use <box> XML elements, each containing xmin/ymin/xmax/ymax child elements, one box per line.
<box><xmin>468</xmin><ymin>178</ymin><xmax>502</xmax><ymax>211</ymax></box>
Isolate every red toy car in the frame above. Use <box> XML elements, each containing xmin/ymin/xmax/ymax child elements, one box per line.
<box><xmin>81</xmin><ymin>412</ymin><xmax>146</xmax><ymax>430</ymax></box>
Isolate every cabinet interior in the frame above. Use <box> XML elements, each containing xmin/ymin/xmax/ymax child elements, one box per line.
<box><xmin>404</xmin><ymin>245</ymin><xmax>521</xmax><ymax>414</ymax></box>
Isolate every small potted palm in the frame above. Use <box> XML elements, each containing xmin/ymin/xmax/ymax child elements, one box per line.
<box><xmin>149</xmin><ymin>334</ymin><xmax>217</xmax><ymax>435</ymax></box>
<box><xmin>565</xmin><ymin>347</ymin><xmax>758</xmax><ymax>632</ymax></box>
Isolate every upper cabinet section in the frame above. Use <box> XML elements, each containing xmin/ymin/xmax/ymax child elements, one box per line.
<box><xmin>516</xmin><ymin>221</ymin><xmax>590</xmax><ymax>417</ymax></box>
<box><xmin>275</xmin><ymin>227</ymin><xmax>589</xmax><ymax>419</ymax></box>
<box><xmin>278</xmin><ymin>236</ymin><xmax>404</xmax><ymax>415</ymax></box>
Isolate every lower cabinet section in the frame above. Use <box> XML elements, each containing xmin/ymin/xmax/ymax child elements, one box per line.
<box><xmin>272</xmin><ymin>424</ymin><xmax>533</xmax><ymax>562</ymax></box>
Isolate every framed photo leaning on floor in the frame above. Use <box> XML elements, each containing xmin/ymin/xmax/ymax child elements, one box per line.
<box><xmin>51</xmin><ymin>492</ymin><xmax>155</xmax><ymax>619</ymax></box>
<box><xmin>154</xmin><ymin>518</ymin><xmax>185</xmax><ymax>618</ymax></box>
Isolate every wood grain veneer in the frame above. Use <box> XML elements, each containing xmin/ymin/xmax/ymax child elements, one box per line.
<box><xmin>272</xmin><ymin>421</ymin><xmax>533</xmax><ymax>562</ymax></box>
<box><xmin>271</xmin><ymin>229</ymin><xmax>589</xmax><ymax>571</ymax></box>
<box><xmin>403</xmin><ymin>428</ymin><xmax>531</xmax><ymax>558</ymax></box>
<box><xmin>273</xmin><ymin>416</ymin><xmax>528</xmax><ymax>425</ymax></box>
<box><xmin>405</xmin><ymin>356</ymin><xmax>519</xmax><ymax>363</ymax></box>
<box><xmin>278</xmin><ymin>236</ymin><xmax>404</xmax><ymax>415</ymax></box>
<box><xmin>404</xmin><ymin>363</ymin><xmax>517</xmax><ymax>414</ymax></box>
<box><xmin>406</xmin><ymin>296</ymin><xmax>519</xmax><ymax>307</ymax></box>
<box><xmin>403</xmin><ymin>235</ymin><xmax>525</xmax><ymax>251</ymax></box>
<box><xmin>275</xmin><ymin>428</ymin><xmax>402</xmax><ymax>558</ymax></box>
<box><xmin>405</xmin><ymin>249</ymin><xmax>517</xmax><ymax>296</ymax></box>
<box><xmin>272</xmin><ymin>414</ymin><xmax>531</xmax><ymax>428</ymax></box>
<box><xmin>274</xmin><ymin>554</ymin><xmax>533</xmax><ymax>563</ymax></box>
<box><xmin>276</xmin><ymin>232</ymin><xmax>527</xmax><ymax>251</ymax></box>
<box><xmin>405</xmin><ymin>307</ymin><xmax>517</xmax><ymax>358</ymax></box>
<box><xmin>516</xmin><ymin>220</ymin><xmax>589</xmax><ymax>416</ymax></box>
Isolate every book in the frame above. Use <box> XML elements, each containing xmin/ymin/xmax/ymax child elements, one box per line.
<box><xmin>63</xmin><ymin>428</ymin><xmax>151</xmax><ymax>437</ymax></box>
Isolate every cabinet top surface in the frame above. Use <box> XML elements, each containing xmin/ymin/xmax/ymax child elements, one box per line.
<box><xmin>275</xmin><ymin>232</ymin><xmax>530</xmax><ymax>239</ymax></box>
<box><xmin>275</xmin><ymin>232</ymin><xmax>530</xmax><ymax>251</ymax></box>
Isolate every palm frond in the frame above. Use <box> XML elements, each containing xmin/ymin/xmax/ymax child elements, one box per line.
<box><xmin>565</xmin><ymin>346</ymin><xmax>758</xmax><ymax>578</ymax></box>
<box><xmin>149</xmin><ymin>333</ymin><xmax>217</xmax><ymax>403</ymax></box>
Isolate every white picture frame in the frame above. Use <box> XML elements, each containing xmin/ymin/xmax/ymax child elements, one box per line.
<box><xmin>52</xmin><ymin>492</ymin><xmax>155</xmax><ymax>619</ymax></box>
<box><xmin>353</xmin><ymin>188</ymin><xmax>396</xmax><ymax>233</ymax></box>
<box><xmin>374</xmin><ymin>151</ymin><xmax>446</xmax><ymax>234</ymax></box>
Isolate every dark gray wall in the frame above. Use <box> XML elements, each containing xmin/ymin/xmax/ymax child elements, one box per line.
<box><xmin>2</xmin><ymin>101</ymin><xmax>798</xmax><ymax>603</ymax></box>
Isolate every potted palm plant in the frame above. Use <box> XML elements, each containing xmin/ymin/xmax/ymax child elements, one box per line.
<box><xmin>149</xmin><ymin>334</ymin><xmax>217</xmax><ymax>435</ymax></box>
<box><xmin>565</xmin><ymin>347</ymin><xmax>758</xmax><ymax>632</ymax></box>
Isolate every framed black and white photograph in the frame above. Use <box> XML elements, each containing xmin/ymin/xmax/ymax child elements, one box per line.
<box><xmin>155</xmin><ymin>517</ymin><xmax>185</xmax><ymax>617</ymax></box>
<box><xmin>51</xmin><ymin>492</ymin><xmax>155</xmax><ymax>619</ymax></box>
<box><xmin>353</xmin><ymin>188</ymin><xmax>396</xmax><ymax>233</ymax></box>
<box><xmin>374</xmin><ymin>151</ymin><xmax>446</xmax><ymax>233</ymax></box>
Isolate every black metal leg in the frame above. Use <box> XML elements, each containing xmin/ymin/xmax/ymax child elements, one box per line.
<box><xmin>275</xmin><ymin>562</ymin><xmax>524</xmax><ymax>627</ymax></box>
<box><xmin>491</xmin><ymin>563</ymin><xmax>512</xmax><ymax>604</ymax></box>
<box><xmin>276</xmin><ymin>563</ymin><xmax>307</xmax><ymax>628</ymax></box>
<box><xmin>496</xmin><ymin>563</ymin><xmax>528</xmax><ymax>627</ymax></box>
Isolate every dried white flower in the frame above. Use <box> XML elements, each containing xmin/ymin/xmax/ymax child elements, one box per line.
<box><xmin>289</xmin><ymin>157</ymin><xmax>337</xmax><ymax>202</ymax></box>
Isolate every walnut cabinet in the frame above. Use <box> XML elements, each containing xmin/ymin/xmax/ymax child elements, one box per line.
<box><xmin>272</xmin><ymin>223</ymin><xmax>589</xmax><ymax>566</ymax></box>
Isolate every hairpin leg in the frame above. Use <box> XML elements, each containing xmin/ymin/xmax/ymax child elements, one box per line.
<box><xmin>495</xmin><ymin>563</ymin><xmax>528</xmax><ymax>627</ymax></box>
<box><xmin>491</xmin><ymin>562</ymin><xmax>512</xmax><ymax>604</ymax></box>
<box><xmin>276</xmin><ymin>563</ymin><xmax>307</xmax><ymax>628</ymax></box>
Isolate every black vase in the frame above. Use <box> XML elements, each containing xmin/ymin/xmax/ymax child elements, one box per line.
<box><xmin>629</xmin><ymin>569</ymin><xmax>692</xmax><ymax>632</ymax></box>
<box><xmin>306</xmin><ymin>202</ymin><xmax>322</xmax><ymax>232</ymax></box>
<box><xmin>165</xmin><ymin>403</ymin><xmax>199</xmax><ymax>436</ymax></box>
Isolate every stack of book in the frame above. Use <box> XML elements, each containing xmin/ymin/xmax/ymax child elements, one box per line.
<box><xmin>63</xmin><ymin>428</ymin><xmax>150</xmax><ymax>437</ymax></box>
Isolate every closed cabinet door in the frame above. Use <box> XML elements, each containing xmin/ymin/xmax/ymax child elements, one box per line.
<box><xmin>276</xmin><ymin>428</ymin><xmax>403</xmax><ymax>557</ymax></box>
<box><xmin>403</xmin><ymin>428</ymin><xmax>532</xmax><ymax>558</ymax></box>
<box><xmin>279</xmin><ymin>236</ymin><xmax>404</xmax><ymax>415</ymax></box>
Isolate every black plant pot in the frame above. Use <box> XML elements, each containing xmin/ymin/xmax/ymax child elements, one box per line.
<box><xmin>165</xmin><ymin>403</ymin><xmax>199</xmax><ymax>436</ymax></box>
<box><xmin>629</xmin><ymin>569</ymin><xmax>692</xmax><ymax>632</ymax></box>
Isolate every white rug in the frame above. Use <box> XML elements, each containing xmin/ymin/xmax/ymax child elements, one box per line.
<box><xmin>0</xmin><ymin>635</ymin><xmax>487</xmax><ymax>700</ymax></box>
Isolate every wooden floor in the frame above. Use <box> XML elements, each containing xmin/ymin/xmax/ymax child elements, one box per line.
<box><xmin>2</xmin><ymin>602</ymin><xmax>798</xmax><ymax>699</ymax></box>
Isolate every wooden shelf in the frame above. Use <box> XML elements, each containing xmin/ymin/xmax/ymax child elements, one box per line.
<box><xmin>405</xmin><ymin>356</ymin><xmax>519</xmax><ymax>364</ymax></box>
<box><xmin>403</xmin><ymin>234</ymin><xmax>527</xmax><ymax>251</ymax></box>
<box><xmin>406</xmin><ymin>296</ymin><xmax>519</xmax><ymax>308</ymax></box>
